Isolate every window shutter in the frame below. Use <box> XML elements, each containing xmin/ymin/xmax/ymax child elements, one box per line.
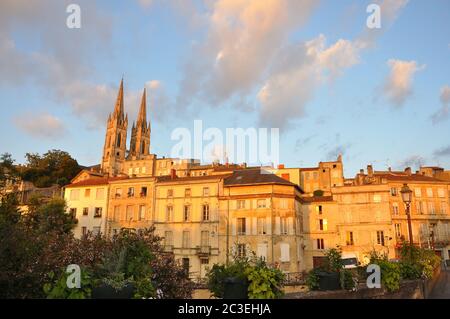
<box><xmin>280</xmin><ymin>243</ymin><xmax>290</xmax><ymax>262</ymax></box>
<box><xmin>275</xmin><ymin>216</ymin><xmax>280</xmax><ymax>235</ymax></box>
<box><xmin>252</xmin><ymin>217</ymin><xmax>257</xmax><ymax>235</ymax></box>
<box><xmin>266</xmin><ymin>217</ymin><xmax>272</xmax><ymax>235</ymax></box>
<box><xmin>257</xmin><ymin>243</ymin><xmax>268</xmax><ymax>260</ymax></box>
<box><xmin>287</xmin><ymin>217</ymin><xmax>294</xmax><ymax>235</ymax></box>
<box><xmin>245</xmin><ymin>218</ymin><xmax>251</xmax><ymax>235</ymax></box>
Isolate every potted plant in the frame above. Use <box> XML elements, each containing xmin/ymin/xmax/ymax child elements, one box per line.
<box><xmin>91</xmin><ymin>247</ymin><xmax>136</xmax><ymax>299</ymax></box>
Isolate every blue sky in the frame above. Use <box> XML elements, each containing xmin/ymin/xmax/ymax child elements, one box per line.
<box><xmin>0</xmin><ymin>0</ymin><xmax>449</xmax><ymax>177</ymax></box>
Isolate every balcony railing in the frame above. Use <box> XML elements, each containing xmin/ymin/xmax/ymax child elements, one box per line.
<box><xmin>197</xmin><ymin>245</ymin><xmax>211</xmax><ymax>256</ymax></box>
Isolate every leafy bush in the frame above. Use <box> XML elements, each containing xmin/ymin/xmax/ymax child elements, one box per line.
<box><xmin>43</xmin><ymin>269</ymin><xmax>92</xmax><ymax>299</ymax></box>
<box><xmin>340</xmin><ymin>269</ymin><xmax>356</xmax><ymax>291</ymax></box>
<box><xmin>306</xmin><ymin>268</ymin><xmax>320</xmax><ymax>291</ymax></box>
<box><xmin>246</xmin><ymin>260</ymin><xmax>285</xmax><ymax>299</ymax></box>
<box><xmin>399</xmin><ymin>242</ymin><xmax>441</xmax><ymax>279</ymax></box>
<box><xmin>206</xmin><ymin>249</ymin><xmax>285</xmax><ymax>299</ymax></box>
<box><xmin>368</xmin><ymin>250</ymin><xmax>401</xmax><ymax>292</ymax></box>
<box><xmin>324</xmin><ymin>247</ymin><xmax>343</xmax><ymax>272</ymax></box>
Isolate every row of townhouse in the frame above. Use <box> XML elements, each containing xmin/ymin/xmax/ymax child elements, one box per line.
<box><xmin>64</xmin><ymin>168</ymin><xmax>304</xmax><ymax>278</ymax></box>
<box><xmin>272</xmin><ymin>161</ymin><xmax>450</xmax><ymax>266</ymax></box>
<box><xmin>64</xmin><ymin>160</ymin><xmax>450</xmax><ymax>278</ymax></box>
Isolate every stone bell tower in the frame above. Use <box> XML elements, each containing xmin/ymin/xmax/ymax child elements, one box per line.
<box><xmin>101</xmin><ymin>79</ymin><xmax>128</xmax><ymax>176</ymax></box>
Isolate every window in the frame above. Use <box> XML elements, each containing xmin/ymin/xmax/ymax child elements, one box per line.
<box><xmin>140</xmin><ymin>187</ymin><xmax>147</xmax><ymax>197</ymax></box>
<box><xmin>200</xmin><ymin>258</ymin><xmax>209</xmax><ymax>265</ymax></box>
<box><xmin>304</xmin><ymin>172</ymin><xmax>310</xmax><ymax>180</ymax></box>
<box><xmin>237</xmin><ymin>244</ymin><xmax>246</xmax><ymax>257</ymax></box>
<box><xmin>237</xmin><ymin>218</ymin><xmax>246</xmax><ymax>235</ymax></box>
<box><xmin>201</xmin><ymin>231</ymin><xmax>209</xmax><ymax>247</ymax></box>
<box><xmin>377</xmin><ymin>231</ymin><xmax>385</xmax><ymax>246</ymax></box>
<box><xmin>93</xmin><ymin>227</ymin><xmax>101</xmax><ymax>236</ymax></box>
<box><xmin>182</xmin><ymin>231</ymin><xmax>190</xmax><ymax>248</ymax></box>
<box><xmin>126</xmin><ymin>205</ymin><xmax>133</xmax><ymax>221</ymax></box>
<box><xmin>280</xmin><ymin>243</ymin><xmax>290</xmax><ymax>262</ymax></box>
<box><xmin>438</xmin><ymin>188</ymin><xmax>445</xmax><ymax>198</ymax></box>
<box><xmin>428</xmin><ymin>202</ymin><xmax>435</xmax><ymax>214</ymax></box>
<box><xmin>166</xmin><ymin>206</ymin><xmax>173</xmax><ymax>222</ymax></box>
<box><xmin>96</xmin><ymin>188</ymin><xmax>104</xmax><ymax>200</ymax></box>
<box><xmin>317</xmin><ymin>238</ymin><xmax>325</xmax><ymax>250</ymax></box>
<box><xmin>134</xmin><ymin>167</ymin><xmax>139</xmax><ymax>174</ymax></box>
<box><xmin>373</xmin><ymin>194</ymin><xmax>381</xmax><ymax>203</ymax></box>
<box><xmin>346</xmin><ymin>231</ymin><xmax>354</xmax><ymax>246</ymax></box>
<box><xmin>142</xmin><ymin>166</ymin><xmax>146</xmax><ymax>174</ymax></box>
<box><xmin>237</xmin><ymin>200</ymin><xmax>246</xmax><ymax>209</ymax></box>
<box><xmin>203</xmin><ymin>187</ymin><xmax>210</xmax><ymax>197</ymax></box>
<box><xmin>94</xmin><ymin>207</ymin><xmax>102</xmax><ymax>218</ymax></box>
<box><xmin>426</xmin><ymin>188</ymin><xmax>433</xmax><ymax>198</ymax></box>
<box><xmin>257</xmin><ymin>199</ymin><xmax>266</xmax><ymax>208</ymax></box>
<box><xmin>279</xmin><ymin>199</ymin><xmax>288</xmax><ymax>209</ymax></box>
<box><xmin>114</xmin><ymin>206</ymin><xmax>120</xmax><ymax>221</ymax></box>
<box><xmin>442</xmin><ymin>202</ymin><xmax>447</xmax><ymax>214</ymax></box>
<box><xmin>164</xmin><ymin>231</ymin><xmax>173</xmax><ymax>246</ymax></box>
<box><xmin>183</xmin><ymin>205</ymin><xmax>190</xmax><ymax>221</ymax></box>
<box><xmin>392</xmin><ymin>203</ymin><xmax>399</xmax><ymax>215</ymax></box>
<box><xmin>316</xmin><ymin>205</ymin><xmax>323</xmax><ymax>214</ymax></box>
<box><xmin>415</xmin><ymin>188</ymin><xmax>422</xmax><ymax>197</ymax></box>
<box><xmin>69</xmin><ymin>208</ymin><xmax>77</xmax><ymax>217</ymax></box>
<box><xmin>313</xmin><ymin>172</ymin><xmax>318</xmax><ymax>180</ymax></box>
<box><xmin>167</xmin><ymin>189</ymin><xmax>173</xmax><ymax>197</ymax></box>
<box><xmin>128</xmin><ymin>187</ymin><xmax>135</xmax><ymax>197</ymax></box>
<box><xmin>82</xmin><ymin>227</ymin><xmax>87</xmax><ymax>236</ymax></box>
<box><xmin>202</xmin><ymin>204</ymin><xmax>210</xmax><ymax>221</ymax></box>
<box><xmin>257</xmin><ymin>244</ymin><xmax>268</xmax><ymax>261</ymax></box>
<box><xmin>395</xmin><ymin>223</ymin><xmax>402</xmax><ymax>238</ymax></box>
<box><xmin>185</xmin><ymin>188</ymin><xmax>191</xmax><ymax>197</ymax></box>
<box><xmin>416</xmin><ymin>201</ymin><xmax>424</xmax><ymax>214</ymax></box>
<box><xmin>128</xmin><ymin>168</ymin><xmax>133</xmax><ymax>175</ymax></box>
<box><xmin>139</xmin><ymin>205</ymin><xmax>145</xmax><ymax>220</ymax></box>
<box><xmin>115</xmin><ymin>188</ymin><xmax>122</xmax><ymax>198</ymax></box>
<box><xmin>280</xmin><ymin>217</ymin><xmax>288</xmax><ymax>235</ymax></box>
<box><xmin>70</xmin><ymin>189</ymin><xmax>80</xmax><ymax>200</ymax></box>
<box><xmin>82</xmin><ymin>207</ymin><xmax>89</xmax><ymax>216</ymax></box>
<box><xmin>318</xmin><ymin>219</ymin><xmax>327</xmax><ymax>231</ymax></box>
<box><xmin>390</xmin><ymin>188</ymin><xmax>397</xmax><ymax>196</ymax></box>
<box><xmin>84</xmin><ymin>189</ymin><xmax>91</xmax><ymax>198</ymax></box>
<box><xmin>257</xmin><ymin>217</ymin><xmax>266</xmax><ymax>235</ymax></box>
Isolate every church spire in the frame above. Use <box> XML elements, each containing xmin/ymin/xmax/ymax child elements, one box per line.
<box><xmin>137</xmin><ymin>88</ymin><xmax>147</xmax><ymax>130</ymax></box>
<box><xmin>113</xmin><ymin>78</ymin><xmax>124</xmax><ymax>119</ymax></box>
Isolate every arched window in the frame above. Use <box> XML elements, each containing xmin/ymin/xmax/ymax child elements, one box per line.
<box><xmin>117</xmin><ymin>133</ymin><xmax>121</xmax><ymax>147</ymax></box>
<box><xmin>141</xmin><ymin>141</ymin><xmax>145</xmax><ymax>154</ymax></box>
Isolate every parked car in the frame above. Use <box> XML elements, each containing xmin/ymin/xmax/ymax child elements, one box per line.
<box><xmin>341</xmin><ymin>253</ymin><xmax>359</xmax><ymax>269</ymax></box>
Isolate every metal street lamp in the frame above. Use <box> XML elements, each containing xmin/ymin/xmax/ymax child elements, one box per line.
<box><xmin>400</xmin><ymin>183</ymin><xmax>414</xmax><ymax>245</ymax></box>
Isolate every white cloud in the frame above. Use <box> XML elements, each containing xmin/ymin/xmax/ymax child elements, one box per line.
<box><xmin>177</xmin><ymin>0</ymin><xmax>319</xmax><ymax>107</ymax></box>
<box><xmin>382</xmin><ymin>59</ymin><xmax>425</xmax><ymax>107</ymax></box>
<box><xmin>15</xmin><ymin>112</ymin><xmax>66</xmax><ymax>139</ymax></box>
<box><xmin>431</xmin><ymin>85</ymin><xmax>450</xmax><ymax>124</ymax></box>
<box><xmin>257</xmin><ymin>35</ymin><xmax>360</xmax><ymax>129</ymax></box>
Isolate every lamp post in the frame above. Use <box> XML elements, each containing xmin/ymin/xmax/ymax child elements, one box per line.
<box><xmin>400</xmin><ymin>183</ymin><xmax>413</xmax><ymax>246</ymax></box>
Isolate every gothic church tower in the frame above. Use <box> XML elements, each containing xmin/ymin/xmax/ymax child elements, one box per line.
<box><xmin>128</xmin><ymin>88</ymin><xmax>151</xmax><ymax>159</ymax></box>
<box><xmin>101</xmin><ymin>79</ymin><xmax>128</xmax><ymax>175</ymax></box>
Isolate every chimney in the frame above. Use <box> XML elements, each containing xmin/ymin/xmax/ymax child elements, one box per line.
<box><xmin>337</xmin><ymin>154</ymin><xmax>342</xmax><ymax>162</ymax></box>
<box><xmin>278</xmin><ymin>164</ymin><xmax>285</xmax><ymax>169</ymax></box>
<box><xmin>367</xmin><ymin>165</ymin><xmax>373</xmax><ymax>177</ymax></box>
<box><xmin>359</xmin><ymin>169</ymin><xmax>364</xmax><ymax>174</ymax></box>
<box><xmin>404</xmin><ymin>167</ymin><xmax>412</xmax><ymax>176</ymax></box>
<box><xmin>170</xmin><ymin>169</ymin><xmax>177</xmax><ymax>179</ymax></box>
<box><xmin>388</xmin><ymin>167</ymin><xmax>392</xmax><ymax>172</ymax></box>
